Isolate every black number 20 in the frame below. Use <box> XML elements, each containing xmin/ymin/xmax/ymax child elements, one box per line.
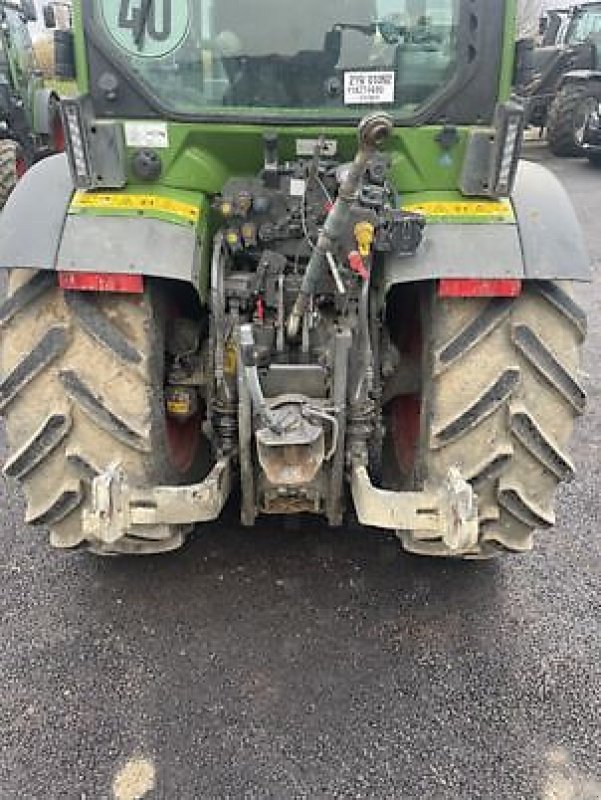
<box><xmin>118</xmin><ymin>0</ymin><xmax>173</xmax><ymax>42</ymax></box>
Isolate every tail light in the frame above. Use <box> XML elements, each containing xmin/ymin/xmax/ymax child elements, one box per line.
<box><xmin>58</xmin><ymin>272</ymin><xmax>144</xmax><ymax>293</ymax></box>
<box><xmin>438</xmin><ymin>279</ymin><xmax>522</xmax><ymax>298</ymax></box>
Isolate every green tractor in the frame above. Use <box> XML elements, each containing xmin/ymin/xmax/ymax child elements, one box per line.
<box><xmin>0</xmin><ymin>0</ymin><xmax>590</xmax><ymax>559</ymax></box>
<box><xmin>523</xmin><ymin>1</ymin><xmax>601</xmax><ymax>156</ymax></box>
<box><xmin>0</xmin><ymin>0</ymin><xmax>65</xmax><ymax>207</ymax></box>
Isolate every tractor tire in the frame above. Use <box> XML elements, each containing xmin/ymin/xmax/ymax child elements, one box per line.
<box><xmin>547</xmin><ymin>84</ymin><xmax>601</xmax><ymax>157</ymax></box>
<box><xmin>0</xmin><ymin>140</ymin><xmax>17</xmax><ymax>209</ymax></box>
<box><xmin>0</xmin><ymin>271</ymin><xmax>207</xmax><ymax>555</ymax></box>
<box><xmin>394</xmin><ymin>281</ymin><xmax>586</xmax><ymax>559</ymax></box>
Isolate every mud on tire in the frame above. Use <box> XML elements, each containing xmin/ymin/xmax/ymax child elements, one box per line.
<box><xmin>394</xmin><ymin>281</ymin><xmax>586</xmax><ymax>559</ymax></box>
<box><xmin>0</xmin><ymin>271</ymin><xmax>206</xmax><ymax>555</ymax></box>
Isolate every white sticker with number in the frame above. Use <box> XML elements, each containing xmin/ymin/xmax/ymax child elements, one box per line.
<box><xmin>344</xmin><ymin>71</ymin><xmax>395</xmax><ymax>105</ymax></box>
<box><xmin>125</xmin><ymin>122</ymin><xmax>169</xmax><ymax>148</ymax></box>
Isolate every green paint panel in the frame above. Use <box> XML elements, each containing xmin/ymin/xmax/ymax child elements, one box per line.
<box><xmin>121</xmin><ymin>123</ymin><xmax>470</xmax><ymax>197</ymax></box>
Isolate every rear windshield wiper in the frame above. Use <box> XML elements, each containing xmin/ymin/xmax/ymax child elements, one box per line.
<box><xmin>134</xmin><ymin>0</ymin><xmax>154</xmax><ymax>50</ymax></box>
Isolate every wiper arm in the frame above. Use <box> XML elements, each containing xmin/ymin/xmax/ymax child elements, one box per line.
<box><xmin>332</xmin><ymin>21</ymin><xmax>410</xmax><ymax>45</ymax></box>
<box><xmin>333</xmin><ymin>22</ymin><xmax>378</xmax><ymax>37</ymax></box>
<box><xmin>134</xmin><ymin>0</ymin><xmax>154</xmax><ymax>51</ymax></box>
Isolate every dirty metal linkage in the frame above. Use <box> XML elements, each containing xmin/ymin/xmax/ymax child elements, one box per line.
<box><xmin>351</xmin><ymin>462</ymin><xmax>479</xmax><ymax>553</ymax></box>
<box><xmin>82</xmin><ymin>457</ymin><xmax>232</xmax><ymax>545</ymax></box>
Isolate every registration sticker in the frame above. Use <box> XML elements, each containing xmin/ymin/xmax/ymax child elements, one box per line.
<box><xmin>344</xmin><ymin>71</ymin><xmax>395</xmax><ymax>105</ymax></box>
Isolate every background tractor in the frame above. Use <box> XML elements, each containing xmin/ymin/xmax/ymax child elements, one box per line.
<box><xmin>0</xmin><ymin>0</ymin><xmax>65</xmax><ymax>207</ymax></box>
<box><xmin>521</xmin><ymin>1</ymin><xmax>601</xmax><ymax>155</ymax></box>
<box><xmin>0</xmin><ymin>0</ymin><xmax>590</xmax><ymax>560</ymax></box>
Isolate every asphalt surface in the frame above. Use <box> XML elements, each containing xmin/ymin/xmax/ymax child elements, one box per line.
<box><xmin>0</xmin><ymin>145</ymin><xmax>600</xmax><ymax>800</ymax></box>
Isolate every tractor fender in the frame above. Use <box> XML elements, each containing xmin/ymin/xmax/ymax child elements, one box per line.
<box><xmin>0</xmin><ymin>153</ymin><xmax>73</xmax><ymax>271</ymax></box>
<box><xmin>379</xmin><ymin>161</ymin><xmax>590</xmax><ymax>297</ymax></box>
<box><xmin>558</xmin><ymin>69</ymin><xmax>601</xmax><ymax>90</ymax></box>
<box><xmin>0</xmin><ymin>154</ymin><xmax>202</xmax><ymax>293</ymax></box>
<box><xmin>32</xmin><ymin>88</ymin><xmax>58</xmax><ymax>136</ymax></box>
<box><xmin>512</xmin><ymin>160</ymin><xmax>590</xmax><ymax>281</ymax></box>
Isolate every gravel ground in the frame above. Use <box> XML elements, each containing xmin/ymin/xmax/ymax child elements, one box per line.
<box><xmin>0</xmin><ymin>145</ymin><xmax>599</xmax><ymax>800</ymax></box>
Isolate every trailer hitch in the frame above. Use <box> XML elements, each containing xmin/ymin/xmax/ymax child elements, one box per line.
<box><xmin>82</xmin><ymin>456</ymin><xmax>232</xmax><ymax>547</ymax></box>
<box><xmin>350</xmin><ymin>462</ymin><xmax>479</xmax><ymax>553</ymax></box>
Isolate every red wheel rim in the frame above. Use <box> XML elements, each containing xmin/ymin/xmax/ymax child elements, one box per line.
<box><xmin>165</xmin><ymin>414</ymin><xmax>201</xmax><ymax>474</ymax></box>
<box><xmin>390</xmin><ymin>291</ymin><xmax>423</xmax><ymax>476</ymax></box>
<box><xmin>16</xmin><ymin>156</ymin><xmax>27</xmax><ymax>179</ymax></box>
<box><xmin>391</xmin><ymin>394</ymin><xmax>421</xmax><ymax>475</ymax></box>
<box><xmin>163</xmin><ymin>298</ymin><xmax>203</xmax><ymax>474</ymax></box>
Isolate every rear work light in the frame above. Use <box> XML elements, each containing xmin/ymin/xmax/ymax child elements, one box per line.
<box><xmin>438</xmin><ymin>279</ymin><xmax>522</xmax><ymax>298</ymax></box>
<box><xmin>61</xmin><ymin>97</ymin><xmax>126</xmax><ymax>189</ymax></box>
<box><xmin>492</xmin><ymin>102</ymin><xmax>525</xmax><ymax>196</ymax></box>
<box><xmin>61</xmin><ymin>99</ymin><xmax>93</xmax><ymax>189</ymax></box>
<box><xmin>58</xmin><ymin>272</ymin><xmax>144</xmax><ymax>293</ymax></box>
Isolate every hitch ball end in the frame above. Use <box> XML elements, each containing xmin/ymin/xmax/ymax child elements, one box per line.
<box><xmin>358</xmin><ymin>113</ymin><xmax>394</xmax><ymax>149</ymax></box>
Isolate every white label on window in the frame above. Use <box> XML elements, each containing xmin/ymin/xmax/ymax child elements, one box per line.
<box><xmin>289</xmin><ymin>178</ymin><xmax>306</xmax><ymax>197</ymax></box>
<box><xmin>296</xmin><ymin>139</ymin><xmax>338</xmax><ymax>157</ymax></box>
<box><xmin>344</xmin><ymin>71</ymin><xmax>395</xmax><ymax>105</ymax></box>
<box><xmin>125</xmin><ymin>122</ymin><xmax>169</xmax><ymax>149</ymax></box>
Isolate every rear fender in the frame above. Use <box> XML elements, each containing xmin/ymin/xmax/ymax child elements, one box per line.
<box><xmin>0</xmin><ymin>154</ymin><xmax>206</xmax><ymax>301</ymax></box>
<box><xmin>378</xmin><ymin>161</ymin><xmax>590</xmax><ymax>300</ymax></box>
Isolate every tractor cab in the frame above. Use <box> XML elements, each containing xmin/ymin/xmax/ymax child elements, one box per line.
<box><xmin>565</xmin><ymin>2</ymin><xmax>601</xmax><ymax>48</ymax></box>
<box><xmin>74</xmin><ymin>0</ymin><xmax>506</xmax><ymax>129</ymax></box>
<box><xmin>84</xmin><ymin>0</ymin><xmax>458</xmax><ymax>114</ymax></box>
<box><xmin>540</xmin><ymin>9</ymin><xmax>571</xmax><ymax>48</ymax></box>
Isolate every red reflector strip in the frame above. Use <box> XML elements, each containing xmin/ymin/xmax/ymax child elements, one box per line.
<box><xmin>58</xmin><ymin>272</ymin><xmax>144</xmax><ymax>293</ymax></box>
<box><xmin>438</xmin><ymin>279</ymin><xmax>522</xmax><ymax>298</ymax></box>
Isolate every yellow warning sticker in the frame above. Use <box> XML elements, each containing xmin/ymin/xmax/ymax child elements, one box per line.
<box><xmin>71</xmin><ymin>191</ymin><xmax>200</xmax><ymax>223</ymax></box>
<box><xmin>404</xmin><ymin>200</ymin><xmax>514</xmax><ymax>220</ymax></box>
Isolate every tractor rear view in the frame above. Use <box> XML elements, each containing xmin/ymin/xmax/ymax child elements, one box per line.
<box><xmin>0</xmin><ymin>0</ymin><xmax>589</xmax><ymax>560</ymax></box>
<box><xmin>0</xmin><ymin>0</ymin><xmax>65</xmax><ymax>207</ymax></box>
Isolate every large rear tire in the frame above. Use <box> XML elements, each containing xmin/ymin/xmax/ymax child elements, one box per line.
<box><xmin>0</xmin><ymin>272</ymin><xmax>207</xmax><ymax>555</ymax></box>
<box><xmin>547</xmin><ymin>84</ymin><xmax>601</xmax><ymax>157</ymax></box>
<box><xmin>390</xmin><ymin>281</ymin><xmax>586</xmax><ymax>558</ymax></box>
<box><xmin>0</xmin><ymin>140</ymin><xmax>17</xmax><ymax>209</ymax></box>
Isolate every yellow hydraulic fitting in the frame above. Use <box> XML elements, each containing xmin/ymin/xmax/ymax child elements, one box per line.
<box><xmin>225</xmin><ymin>228</ymin><xmax>241</xmax><ymax>247</ymax></box>
<box><xmin>219</xmin><ymin>200</ymin><xmax>233</xmax><ymax>218</ymax></box>
<box><xmin>354</xmin><ymin>221</ymin><xmax>375</xmax><ymax>258</ymax></box>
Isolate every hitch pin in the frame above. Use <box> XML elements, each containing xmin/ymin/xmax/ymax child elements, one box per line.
<box><xmin>326</xmin><ymin>252</ymin><xmax>346</xmax><ymax>295</ymax></box>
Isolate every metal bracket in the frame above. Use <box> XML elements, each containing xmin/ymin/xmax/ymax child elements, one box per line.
<box><xmin>351</xmin><ymin>463</ymin><xmax>479</xmax><ymax>553</ymax></box>
<box><xmin>82</xmin><ymin>457</ymin><xmax>232</xmax><ymax>545</ymax></box>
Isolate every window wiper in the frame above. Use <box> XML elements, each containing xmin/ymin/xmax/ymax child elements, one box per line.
<box><xmin>332</xmin><ymin>21</ymin><xmax>409</xmax><ymax>45</ymax></box>
<box><xmin>134</xmin><ymin>0</ymin><xmax>154</xmax><ymax>51</ymax></box>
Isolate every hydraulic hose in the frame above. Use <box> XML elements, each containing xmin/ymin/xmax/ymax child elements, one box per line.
<box><xmin>286</xmin><ymin>113</ymin><xmax>394</xmax><ymax>340</ymax></box>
